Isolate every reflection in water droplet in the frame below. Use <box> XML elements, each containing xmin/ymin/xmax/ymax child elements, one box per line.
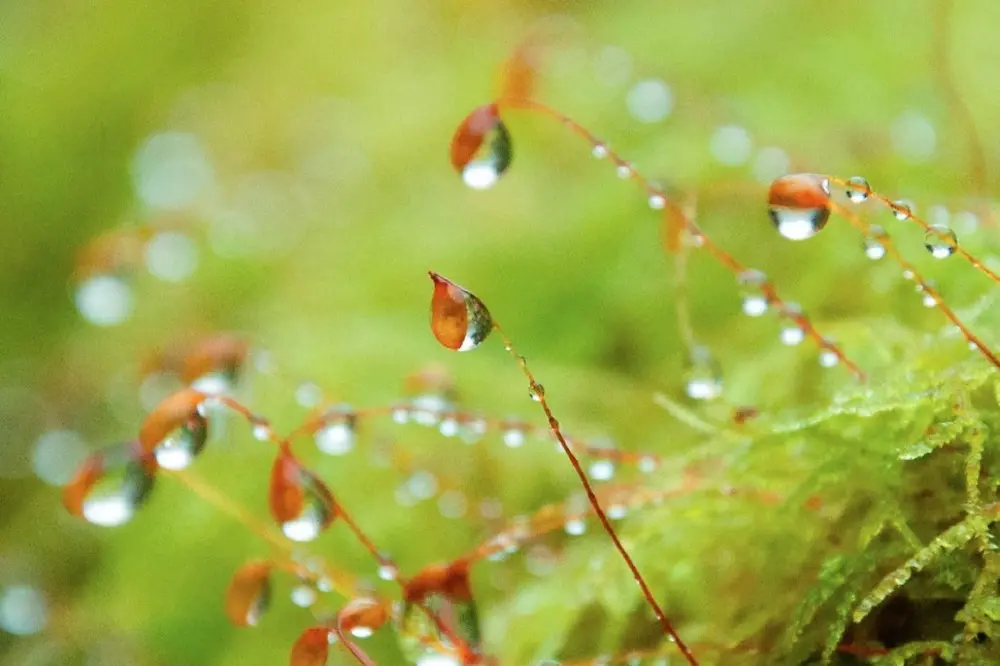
<box><xmin>225</xmin><ymin>561</ymin><xmax>272</xmax><ymax>627</ymax></box>
<box><xmin>779</xmin><ymin>303</ymin><xmax>805</xmax><ymax>346</ymax></box>
<box><xmin>845</xmin><ymin>176</ymin><xmax>871</xmax><ymax>203</ymax></box>
<box><xmin>75</xmin><ymin>275</ymin><xmax>134</xmax><ymax>327</ymax></box>
<box><xmin>269</xmin><ymin>446</ymin><xmax>337</xmax><ymax>543</ymax></box>
<box><xmin>314</xmin><ymin>407</ymin><xmax>356</xmax><ymax>456</ymax></box>
<box><xmin>450</xmin><ymin>104</ymin><xmax>512</xmax><ymax>191</ymax></box>
<box><xmin>684</xmin><ymin>345</ymin><xmax>723</xmax><ymax>400</ymax></box>
<box><xmin>153</xmin><ymin>411</ymin><xmax>208</xmax><ymax>471</ymax></box>
<box><xmin>924</xmin><ymin>225</ymin><xmax>958</xmax><ymax>259</ymax></box>
<box><xmin>768</xmin><ymin>174</ymin><xmax>831</xmax><ymax>241</ymax></box>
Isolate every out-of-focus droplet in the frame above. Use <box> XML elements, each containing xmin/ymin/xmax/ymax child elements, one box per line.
<box><xmin>684</xmin><ymin>345</ymin><xmax>723</xmax><ymax>400</ymax></box>
<box><xmin>290</xmin><ymin>626</ymin><xmax>331</xmax><ymax>666</ymax></box>
<box><xmin>752</xmin><ymin>146</ymin><xmax>790</xmax><ymax>184</ymax></box>
<box><xmin>845</xmin><ymin>176</ymin><xmax>871</xmax><ymax>203</ymax></box>
<box><xmin>779</xmin><ymin>303</ymin><xmax>805</xmax><ymax>346</ymax></box>
<box><xmin>405</xmin><ymin>470</ymin><xmax>439</xmax><ymax>501</ymax></box>
<box><xmin>378</xmin><ymin>562</ymin><xmax>399</xmax><ymax>581</ymax></box>
<box><xmin>133</xmin><ymin>131</ymin><xmax>214</xmax><ymax>209</ymax></box>
<box><xmin>62</xmin><ymin>442</ymin><xmax>157</xmax><ymax>527</ymax></box>
<box><xmin>338</xmin><ymin>597</ymin><xmax>389</xmax><ymax>639</ymax></box>
<box><xmin>638</xmin><ymin>456</ymin><xmax>657</xmax><ymax>473</ymax></box>
<box><xmin>290</xmin><ymin>583</ymin><xmax>317</xmax><ymax>608</ymax></box>
<box><xmin>75</xmin><ymin>274</ymin><xmax>133</xmax><ymax>327</ymax></box>
<box><xmin>501</xmin><ymin>419</ymin><xmax>527</xmax><ymax>448</ymax></box>
<box><xmin>564</xmin><ymin>518</ymin><xmax>586</xmax><ymax>535</ymax></box>
<box><xmin>269</xmin><ymin>445</ymin><xmax>337</xmax><ymax>542</ymax></box>
<box><xmin>314</xmin><ymin>405</ymin><xmax>356</xmax><ymax>456</ymax></box>
<box><xmin>593</xmin><ymin>45</ymin><xmax>633</xmax><ymax>88</ymax></box>
<box><xmin>737</xmin><ymin>269</ymin><xmax>769</xmax><ymax>317</ymax></box>
<box><xmin>767</xmin><ymin>173</ymin><xmax>831</xmax><ymax>240</ymax></box>
<box><xmin>438</xmin><ymin>489</ymin><xmax>468</xmax><ymax>519</ymax></box>
<box><xmin>144</xmin><ymin>231</ymin><xmax>198</xmax><ymax>283</ymax></box>
<box><xmin>428</xmin><ymin>272</ymin><xmax>493</xmax><ymax>351</ymax></box>
<box><xmin>710</xmin><ymin>124</ymin><xmax>752</xmax><ymax>166</ymax></box>
<box><xmin>818</xmin><ymin>345</ymin><xmax>839</xmax><ymax>368</ymax></box>
<box><xmin>648</xmin><ymin>193</ymin><xmax>666</xmax><ymax>210</ymax></box>
<box><xmin>924</xmin><ymin>225</ymin><xmax>958</xmax><ymax>259</ymax></box>
<box><xmin>626</xmin><ymin>79</ymin><xmax>673</xmax><ymax>124</ymax></box>
<box><xmin>0</xmin><ymin>585</ymin><xmax>48</xmax><ymax>635</ymax></box>
<box><xmin>225</xmin><ymin>561</ymin><xmax>272</xmax><ymax>627</ymax></box>
<box><xmin>450</xmin><ymin>104</ymin><xmax>512</xmax><ymax>190</ymax></box>
<box><xmin>139</xmin><ymin>388</ymin><xmax>208</xmax><ymax>458</ymax></box>
<box><xmin>592</xmin><ymin>143</ymin><xmax>608</xmax><ymax>159</ymax></box>
<box><xmin>891</xmin><ymin>200</ymin><xmax>913</xmax><ymax>221</ymax></box>
<box><xmin>32</xmin><ymin>429</ymin><xmax>89</xmax><ymax>487</ymax></box>
<box><xmin>890</xmin><ymin>110</ymin><xmax>936</xmax><ymax>164</ymax></box>
<box><xmin>863</xmin><ymin>225</ymin><xmax>887</xmax><ymax>260</ymax></box>
<box><xmin>588</xmin><ymin>459</ymin><xmax>615</xmax><ymax>481</ymax></box>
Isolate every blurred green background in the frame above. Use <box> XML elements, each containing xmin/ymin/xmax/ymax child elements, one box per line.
<box><xmin>2</xmin><ymin>0</ymin><xmax>1000</xmax><ymax>663</ymax></box>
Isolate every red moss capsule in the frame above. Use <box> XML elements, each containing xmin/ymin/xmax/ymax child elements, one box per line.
<box><xmin>428</xmin><ymin>272</ymin><xmax>493</xmax><ymax>352</ymax></box>
<box><xmin>290</xmin><ymin>626</ymin><xmax>330</xmax><ymax>666</ymax></box>
<box><xmin>225</xmin><ymin>560</ymin><xmax>272</xmax><ymax>627</ymax></box>
<box><xmin>269</xmin><ymin>444</ymin><xmax>337</xmax><ymax>542</ymax></box>
<box><xmin>767</xmin><ymin>173</ymin><xmax>832</xmax><ymax>241</ymax></box>
<box><xmin>450</xmin><ymin>104</ymin><xmax>512</xmax><ymax>190</ymax></box>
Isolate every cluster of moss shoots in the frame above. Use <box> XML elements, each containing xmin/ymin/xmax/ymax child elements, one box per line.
<box><xmin>61</xmin><ymin>30</ymin><xmax>1000</xmax><ymax>666</ymax></box>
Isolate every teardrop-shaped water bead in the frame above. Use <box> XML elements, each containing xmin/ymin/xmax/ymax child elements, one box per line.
<box><xmin>767</xmin><ymin>173</ymin><xmax>831</xmax><ymax>240</ymax></box>
<box><xmin>845</xmin><ymin>176</ymin><xmax>871</xmax><ymax>203</ymax></box>
<box><xmin>736</xmin><ymin>269</ymin><xmax>769</xmax><ymax>317</ymax></box>
<box><xmin>428</xmin><ymin>272</ymin><xmax>493</xmax><ymax>351</ymax></box>
<box><xmin>891</xmin><ymin>200</ymin><xmax>913</xmax><ymax>221</ymax></box>
<box><xmin>153</xmin><ymin>409</ymin><xmax>208</xmax><ymax>470</ymax></box>
<box><xmin>450</xmin><ymin>104</ymin><xmax>512</xmax><ymax>190</ymax></box>
<box><xmin>224</xmin><ymin>561</ymin><xmax>272</xmax><ymax>627</ymax></box>
<box><xmin>778</xmin><ymin>303</ymin><xmax>805</xmax><ymax>346</ymax></box>
<box><xmin>63</xmin><ymin>442</ymin><xmax>157</xmax><ymax>527</ymax></box>
<box><xmin>863</xmin><ymin>225</ymin><xmax>887</xmax><ymax>260</ymax></box>
<box><xmin>924</xmin><ymin>225</ymin><xmax>958</xmax><ymax>259</ymax></box>
<box><xmin>269</xmin><ymin>445</ymin><xmax>337</xmax><ymax>542</ymax></box>
<box><xmin>684</xmin><ymin>345</ymin><xmax>723</xmax><ymax>400</ymax></box>
<box><xmin>139</xmin><ymin>388</ymin><xmax>208</xmax><ymax>455</ymax></box>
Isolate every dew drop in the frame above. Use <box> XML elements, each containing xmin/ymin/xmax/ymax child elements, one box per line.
<box><xmin>224</xmin><ymin>561</ymin><xmax>272</xmax><ymax>627</ymax></box>
<box><xmin>737</xmin><ymin>269</ymin><xmax>769</xmax><ymax>317</ymax></box>
<box><xmin>592</xmin><ymin>143</ymin><xmax>608</xmax><ymax>159</ymax></box>
<box><xmin>62</xmin><ymin>442</ymin><xmax>156</xmax><ymax>527</ymax></box>
<box><xmin>710</xmin><ymin>124</ymin><xmax>752</xmax><ymax>166</ymax></box>
<box><xmin>616</xmin><ymin>163</ymin><xmax>633</xmax><ymax>179</ymax></box>
<box><xmin>377</xmin><ymin>562</ymin><xmax>399</xmax><ymax>581</ymax></box>
<box><xmin>648</xmin><ymin>193</ymin><xmax>666</xmax><ymax>210</ymax></box>
<box><xmin>291</xmin><ymin>584</ymin><xmax>317</xmax><ymax>608</ymax></box>
<box><xmin>684</xmin><ymin>345</ymin><xmax>723</xmax><ymax>401</ymax></box>
<box><xmin>144</xmin><ymin>231</ymin><xmax>198</xmax><ymax>283</ymax></box>
<box><xmin>918</xmin><ymin>281</ymin><xmax>939</xmax><ymax>308</ymax></box>
<box><xmin>295</xmin><ymin>382</ymin><xmax>323</xmax><ymax>408</ymax></box>
<box><xmin>564</xmin><ymin>518</ymin><xmax>586</xmax><ymax>535</ymax></box>
<box><xmin>74</xmin><ymin>274</ymin><xmax>134</xmax><ymax>327</ymax></box>
<box><xmin>0</xmin><ymin>584</ymin><xmax>47</xmax><ymax>636</ymax></box>
<box><xmin>251</xmin><ymin>419</ymin><xmax>273</xmax><ymax>442</ymax></box>
<box><xmin>818</xmin><ymin>346</ymin><xmax>840</xmax><ymax>368</ymax></box>
<box><xmin>767</xmin><ymin>173</ymin><xmax>831</xmax><ymax>240</ymax></box>
<box><xmin>607</xmin><ymin>504</ymin><xmax>628</xmax><ymax>520</ymax></box>
<box><xmin>924</xmin><ymin>225</ymin><xmax>958</xmax><ymax>259</ymax></box>
<box><xmin>428</xmin><ymin>272</ymin><xmax>493</xmax><ymax>351</ymax></box>
<box><xmin>638</xmin><ymin>456</ymin><xmax>658</xmax><ymax>473</ymax></box>
<box><xmin>450</xmin><ymin>104</ymin><xmax>512</xmax><ymax>190</ymax></box>
<box><xmin>269</xmin><ymin>445</ymin><xmax>337</xmax><ymax>542</ymax></box>
<box><xmin>845</xmin><ymin>176</ymin><xmax>871</xmax><ymax>203</ymax></box>
<box><xmin>780</xmin><ymin>323</ymin><xmax>805</xmax><ymax>346</ymax></box>
<box><xmin>891</xmin><ymin>200</ymin><xmax>913</xmax><ymax>221</ymax></box>
<box><xmin>588</xmin><ymin>459</ymin><xmax>615</xmax><ymax>481</ymax></box>
<box><xmin>32</xmin><ymin>429</ymin><xmax>89</xmax><ymax>487</ymax></box>
<box><xmin>153</xmin><ymin>410</ymin><xmax>208</xmax><ymax>471</ymax></box>
<box><xmin>626</xmin><ymin>78</ymin><xmax>673</xmax><ymax>124</ymax></box>
<box><xmin>529</xmin><ymin>382</ymin><xmax>545</xmax><ymax>402</ymax></box>
<box><xmin>314</xmin><ymin>406</ymin><xmax>356</xmax><ymax>456</ymax></box>
<box><xmin>863</xmin><ymin>225</ymin><xmax>887</xmax><ymax>260</ymax></box>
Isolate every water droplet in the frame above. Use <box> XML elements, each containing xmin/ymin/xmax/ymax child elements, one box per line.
<box><xmin>501</xmin><ymin>420</ymin><xmax>526</xmax><ymax>448</ymax></box>
<box><xmin>648</xmin><ymin>193</ymin><xmax>666</xmax><ymax>210</ymax></box>
<box><xmin>924</xmin><ymin>225</ymin><xmax>958</xmax><ymax>258</ymax></box>
<box><xmin>269</xmin><ymin>445</ymin><xmax>337</xmax><ymax>542</ymax></box>
<box><xmin>450</xmin><ymin>104</ymin><xmax>512</xmax><ymax>190</ymax></box>
<box><xmin>737</xmin><ymin>269</ymin><xmax>769</xmax><ymax>317</ymax></box>
<box><xmin>62</xmin><ymin>442</ymin><xmax>156</xmax><ymax>526</ymax></box>
<box><xmin>710</xmin><ymin>124</ymin><xmax>753</xmax><ymax>166</ymax></box>
<box><xmin>918</xmin><ymin>281</ymin><xmax>939</xmax><ymax>308</ymax></box>
<box><xmin>133</xmin><ymin>131</ymin><xmax>214</xmax><ymax>209</ymax></box>
<box><xmin>818</xmin><ymin>346</ymin><xmax>839</xmax><ymax>368</ymax></box>
<box><xmin>144</xmin><ymin>231</ymin><xmax>198</xmax><ymax>283</ymax></box>
<box><xmin>638</xmin><ymin>456</ymin><xmax>658</xmax><ymax>473</ymax></box>
<box><xmin>291</xmin><ymin>584</ymin><xmax>317</xmax><ymax>608</ymax></box>
<box><xmin>314</xmin><ymin>406</ymin><xmax>356</xmax><ymax>456</ymax></box>
<box><xmin>428</xmin><ymin>272</ymin><xmax>493</xmax><ymax>351</ymax></box>
<box><xmin>863</xmin><ymin>225</ymin><xmax>887</xmax><ymax>260</ymax></box>
<box><xmin>224</xmin><ymin>560</ymin><xmax>272</xmax><ymax>627</ymax></box>
<box><xmin>251</xmin><ymin>419</ymin><xmax>273</xmax><ymax>442</ymax></box>
<box><xmin>0</xmin><ymin>585</ymin><xmax>47</xmax><ymax>636</ymax></box>
<box><xmin>295</xmin><ymin>382</ymin><xmax>323</xmax><ymax>408</ymax></box>
<box><xmin>588</xmin><ymin>459</ymin><xmax>615</xmax><ymax>481</ymax></box>
<box><xmin>845</xmin><ymin>176</ymin><xmax>871</xmax><ymax>203</ymax></box>
<box><xmin>767</xmin><ymin>173</ymin><xmax>831</xmax><ymax>240</ymax></box>
<box><xmin>616</xmin><ymin>163</ymin><xmax>632</xmax><ymax>179</ymax></box>
<box><xmin>153</xmin><ymin>410</ymin><xmax>208</xmax><ymax>471</ymax></box>
<box><xmin>607</xmin><ymin>504</ymin><xmax>628</xmax><ymax>520</ymax></box>
<box><xmin>405</xmin><ymin>470</ymin><xmax>439</xmax><ymax>501</ymax></box>
<box><xmin>626</xmin><ymin>78</ymin><xmax>673</xmax><ymax>124</ymax></box>
<box><xmin>891</xmin><ymin>200</ymin><xmax>913</xmax><ymax>221</ymax></box>
<box><xmin>529</xmin><ymin>382</ymin><xmax>545</xmax><ymax>402</ymax></box>
<box><xmin>32</xmin><ymin>429</ymin><xmax>89</xmax><ymax>487</ymax></box>
<box><xmin>684</xmin><ymin>345</ymin><xmax>723</xmax><ymax>400</ymax></box>
<box><xmin>377</xmin><ymin>562</ymin><xmax>399</xmax><ymax>581</ymax></box>
<box><xmin>592</xmin><ymin>143</ymin><xmax>608</xmax><ymax>159</ymax></box>
<box><xmin>74</xmin><ymin>274</ymin><xmax>134</xmax><ymax>327</ymax></box>
<box><xmin>778</xmin><ymin>303</ymin><xmax>805</xmax><ymax>346</ymax></box>
<box><xmin>564</xmin><ymin>518</ymin><xmax>586</xmax><ymax>535</ymax></box>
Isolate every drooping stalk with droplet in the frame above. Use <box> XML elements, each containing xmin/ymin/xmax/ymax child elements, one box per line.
<box><xmin>426</xmin><ymin>271</ymin><xmax>700</xmax><ymax>665</ymax></box>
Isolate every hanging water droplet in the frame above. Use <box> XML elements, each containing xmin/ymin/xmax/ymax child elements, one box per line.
<box><xmin>0</xmin><ymin>584</ymin><xmax>48</xmax><ymax>636</ymax></box>
<box><xmin>684</xmin><ymin>345</ymin><xmax>723</xmax><ymax>400</ymax></box>
<box><xmin>638</xmin><ymin>456</ymin><xmax>658</xmax><ymax>473</ymax></box>
<box><xmin>339</xmin><ymin>597</ymin><xmax>389</xmax><ymax>639</ymax></box>
<box><xmin>924</xmin><ymin>225</ymin><xmax>958</xmax><ymax>258</ymax></box>
<box><xmin>845</xmin><ymin>176</ymin><xmax>871</xmax><ymax>203</ymax></box>
<box><xmin>428</xmin><ymin>272</ymin><xmax>493</xmax><ymax>351</ymax></box>
<box><xmin>891</xmin><ymin>200</ymin><xmax>913</xmax><ymax>221</ymax></box>
<box><xmin>779</xmin><ymin>303</ymin><xmax>805</xmax><ymax>346</ymax></box>
<box><xmin>818</xmin><ymin>345</ymin><xmax>839</xmax><ymax>368</ymax></box>
<box><xmin>450</xmin><ymin>104</ymin><xmax>512</xmax><ymax>190</ymax></box>
<box><xmin>529</xmin><ymin>382</ymin><xmax>545</xmax><ymax>402</ymax></box>
<box><xmin>377</xmin><ymin>562</ymin><xmax>399</xmax><ymax>581</ymax></box>
<box><xmin>63</xmin><ymin>442</ymin><xmax>156</xmax><ymax>527</ymax></box>
<box><xmin>767</xmin><ymin>173</ymin><xmax>832</xmax><ymax>240</ymax></box>
<box><xmin>314</xmin><ymin>406</ymin><xmax>356</xmax><ymax>456</ymax></box>
<box><xmin>648</xmin><ymin>193</ymin><xmax>666</xmax><ymax>210</ymax></box>
<box><xmin>269</xmin><ymin>445</ymin><xmax>337</xmax><ymax>542</ymax></box>
<box><xmin>224</xmin><ymin>561</ymin><xmax>272</xmax><ymax>627</ymax></box>
<box><xmin>607</xmin><ymin>504</ymin><xmax>628</xmax><ymax>520</ymax></box>
<box><xmin>863</xmin><ymin>225</ymin><xmax>887</xmax><ymax>260</ymax></box>
<box><xmin>918</xmin><ymin>281</ymin><xmax>939</xmax><ymax>308</ymax></box>
<box><xmin>592</xmin><ymin>143</ymin><xmax>608</xmax><ymax>159</ymax></box>
<box><xmin>153</xmin><ymin>409</ymin><xmax>208</xmax><ymax>471</ymax></box>
<box><xmin>616</xmin><ymin>163</ymin><xmax>632</xmax><ymax>179</ymax></box>
<box><xmin>737</xmin><ymin>269</ymin><xmax>769</xmax><ymax>317</ymax></box>
<box><xmin>291</xmin><ymin>584</ymin><xmax>317</xmax><ymax>608</ymax></box>
<box><xmin>501</xmin><ymin>419</ymin><xmax>526</xmax><ymax>448</ymax></box>
<box><xmin>295</xmin><ymin>382</ymin><xmax>323</xmax><ymax>408</ymax></box>
<box><xmin>564</xmin><ymin>518</ymin><xmax>586</xmax><ymax>535</ymax></box>
<box><xmin>588</xmin><ymin>459</ymin><xmax>615</xmax><ymax>481</ymax></box>
<box><xmin>251</xmin><ymin>418</ymin><xmax>273</xmax><ymax>442</ymax></box>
